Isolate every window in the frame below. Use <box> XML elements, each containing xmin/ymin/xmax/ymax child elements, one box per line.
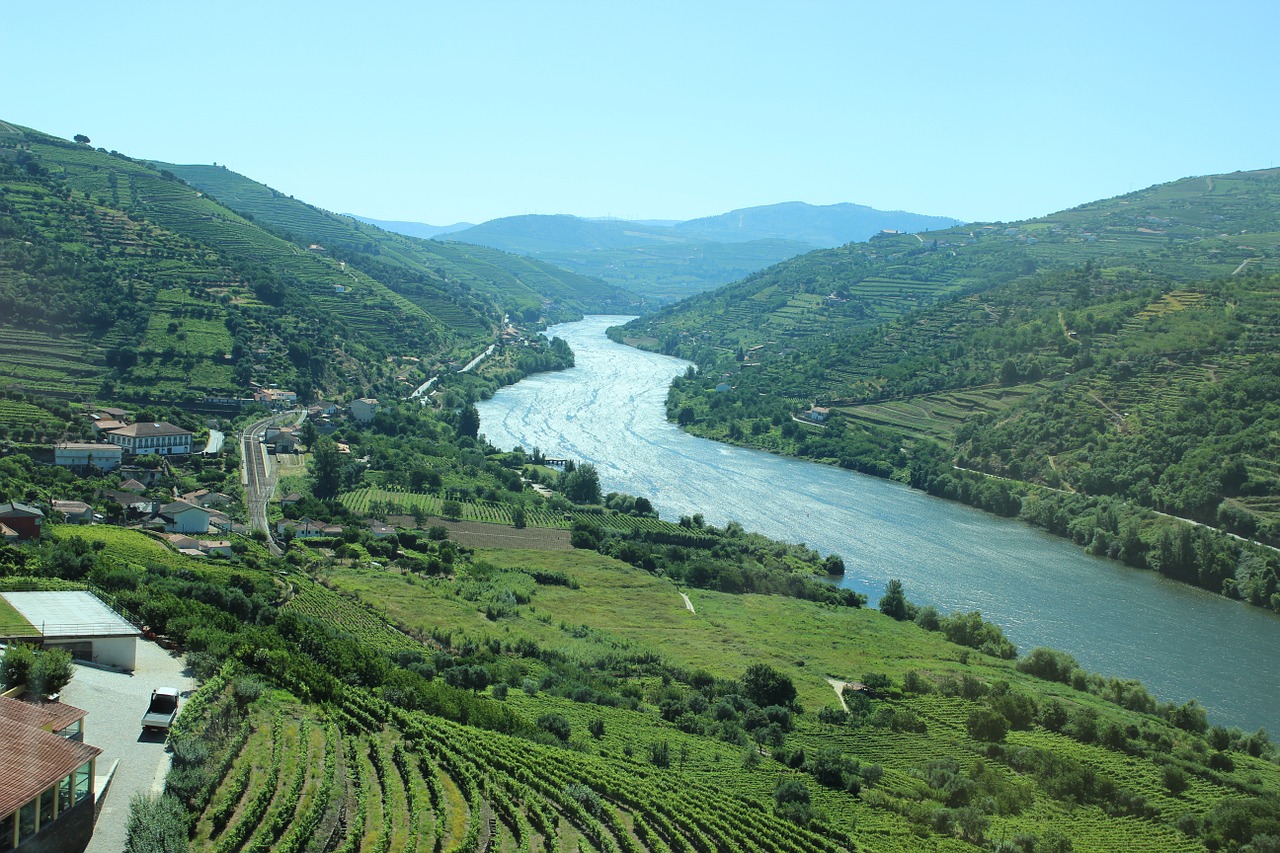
<box><xmin>39</xmin><ymin>786</ymin><xmax>55</xmax><ymax>824</ymax></box>
<box><xmin>73</xmin><ymin>761</ymin><xmax>92</xmax><ymax>803</ymax></box>
<box><xmin>58</xmin><ymin>774</ymin><xmax>73</xmax><ymax>812</ymax></box>
<box><xmin>17</xmin><ymin>802</ymin><xmax>35</xmax><ymax>843</ymax></box>
<box><xmin>1</xmin><ymin>812</ymin><xmax>14</xmax><ymax>852</ymax></box>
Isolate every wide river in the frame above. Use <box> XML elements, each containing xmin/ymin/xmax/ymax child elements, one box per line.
<box><xmin>477</xmin><ymin>316</ymin><xmax>1280</xmax><ymax>734</ymax></box>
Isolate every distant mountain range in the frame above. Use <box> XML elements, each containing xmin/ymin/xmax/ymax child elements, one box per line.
<box><xmin>356</xmin><ymin>202</ymin><xmax>962</xmax><ymax>302</ymax></box>
<box><xmin>345</xmin><ymin>215</ymin><xmax>474</xmax><ymax>240</ymax></box>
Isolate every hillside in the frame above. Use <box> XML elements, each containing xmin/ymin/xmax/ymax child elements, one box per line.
<box><xmin>396</xmin><ymin>202</ymin><xmax>960</xmax><ymax>302</ymax></box>
<box><xmin>617</xmin><ymin>168</ymin><xmax>1280</xmax><ymax>611</ymax></box>
<box><xmin>156</xmin><ymin>164</ymin><xmax>639</xmax><ymax>323</ymax></box>
<box><xmin>0</xmin><ymin>121</ymin><xmax>622</xmax><ymax>404</ymax></box>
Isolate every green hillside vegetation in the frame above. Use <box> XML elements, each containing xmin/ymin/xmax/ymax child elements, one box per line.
<box><xmin>7</xmin><ymin>512</ymin><xmax>1279</xmax><ymax>853</ymax></box>
<box><xmin>0</xmin><ymin>122</ymin><xmax>614</xmax><ymax>405</ymax></box>
<box><xmin>617</xmin><ymin>169</ymin><xmax>1280</xmax><ymax>611</ymax></box>
<box><xmin>158</xmin><ymin>164</ymin><xmax>639</xmax><ymax>324</ymax></box>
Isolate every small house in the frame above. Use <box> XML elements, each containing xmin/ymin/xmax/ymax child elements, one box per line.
<box><xmin>350</xmin><ymin>397</ymin><xmax>380</xmax><ymax>424</ymax></box>
<box><xmin>104</xmin><ymin>422</ymin><xmax>193</xmax><ymax>456</ymax></box>
<box><xmin>52</xmin><ymin>501</ymin><xmax>93</xmax><ymax>525</ymax></box>
<box><xmin>156</xmin><ymin>500</ymin><xmax>211</xmax><ymax>535</ymax></box>
<box><xmin>0</xmin><ymin>503</ymin><xmax>43</xmax><ymax>541</ymax></box>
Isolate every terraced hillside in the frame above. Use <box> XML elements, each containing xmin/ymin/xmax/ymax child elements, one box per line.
<box><xmin>0</xmin><ymin>121</ymin><xmax>611</xmax><ymax>403</ymax></box>
<box><xmin>158</xmin><ymin>164</ymin><xmax>640</xmax><ymax>323</ymax></box>
<box><xmin>618</xmin><ymin>168</ymin><xmax>1280</xmax><ymax>357</ymax></box>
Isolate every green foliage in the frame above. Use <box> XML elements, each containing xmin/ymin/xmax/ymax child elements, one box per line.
<box><xmin>742</xmin><ymin>663</ymin><xmax>797</xmax><ymax>708</ymax></box>
<box><xmin>125</xmin><ymin>793</ymin><xmax>190</xmax><ymax>853</ymax></box>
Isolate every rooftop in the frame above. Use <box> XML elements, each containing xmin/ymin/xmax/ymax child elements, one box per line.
<box><xmin>0</xmin><ymin>717</ymin><xmax>101</xmax><ymax>816</ymax></box>
<box><xmin>107</xmin><ymin>422</ymin><xmax>193</xmax><ymax>438</ymax></box>
<box><xmin>0</xmin><ymin>591</ymin><xmax>139</xmax><ymax>639</ymax></box>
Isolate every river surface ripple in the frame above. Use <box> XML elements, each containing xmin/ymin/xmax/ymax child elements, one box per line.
<box><xmin>477</xmin><ymin>316</ymin><xmax>1280</xmax><ymax>733</ymax></box>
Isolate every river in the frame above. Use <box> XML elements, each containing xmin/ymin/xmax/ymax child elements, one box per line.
<box><xmin>477</xmin><ymin>315</ymin><xmax>1280</xmax><ymax>734</ymax></box>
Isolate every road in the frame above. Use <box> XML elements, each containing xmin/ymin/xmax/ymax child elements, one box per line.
<box><xmin>240</xmin><ymin>411</ymin><xmax>298</xmax><ymax>556</ymax></box>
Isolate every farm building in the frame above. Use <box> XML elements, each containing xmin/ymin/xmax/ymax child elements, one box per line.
<box><xmin>0</xmin><ymin>695</ymin><xmax>102</xmax><ymax>853</ymax></box>
<box><xmin>50</xmin><ymin>502</ymin><xmax>92</xmax><ymax>525</ymax></box>
<box><xmin>0</xmin><ymin>591</ymin><xmax>140</xmax><ymax>672</ymax></box>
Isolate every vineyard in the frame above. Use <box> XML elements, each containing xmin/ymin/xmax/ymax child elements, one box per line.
<box><xmin>339</xmin><ymin>487</ymin><xmax>691</xmax><ymax>537</ymax></box>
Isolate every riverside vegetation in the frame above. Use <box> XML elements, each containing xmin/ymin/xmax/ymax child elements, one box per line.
<box><xmin>2</xmin><ymin>122</ymin><xmax>1279</xmax><ymax>851</ymax></box>
<box><xmin>617</xmin><ymin>169</ymin><xmax>1280</xmax><ymax>613</ymax></box>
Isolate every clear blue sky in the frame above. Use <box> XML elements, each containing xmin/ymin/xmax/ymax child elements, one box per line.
<box><xmin>5</xmin><ymin>1</ymin><xmax>1278</xmax><ymax>226</ymax></box>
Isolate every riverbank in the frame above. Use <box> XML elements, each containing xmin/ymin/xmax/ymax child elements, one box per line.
<box><xmin>477</xmin><ymin>316</ymin><xmax>1280</xmax><ymax>734</ymax></box>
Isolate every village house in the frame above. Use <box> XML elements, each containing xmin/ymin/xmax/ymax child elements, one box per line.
<box><xmin>253</xmin><ymin>388</ymin><xmax>298</xmax><ymax>410</ymax></box>
<box><xmin>368</xmin><ymin>521</ymin><xmax>396</xmax><ymax>539</ymax></box>
<box><xmin>803</xmin><ymin>406</ymin><xmax>830</xmax><ymax>424</ymax></box>
<box><xmin>264</xmin><ymin>427</ymin><xmax>301</xmax><ymax>454</ymax></box>
<box><xmin>104</xmin><ymin>422</ymin><xmax>193</xmax><ymax>456</ymax></box>
<box><xmin>277</xmin><ymin>518</ymin><xmax>343</xmax><ymax>539</ymax></box>
<box><xmin>51</xmin><ymin>502</ymin><xmax>93</xmax><ymax>525</ymax></box>
<box><xmin>180</xmin><ymin>490</ymin><xmax>232</xmax><ymax>509</ymax></box>
<box><xmin>0</xmin><ymin>503</ymin><xmax>43</xmax><ymax>541</ymax></box>
<box><xmin>0</xmin><ymin>695</ymin><xmax>102</xmax><ymax>853</ymax></box>
<box><xmin>350</xmin><ymin>397</ymin><xmax>380</xmax><ymax>424</ymax></box>
<box><xmin>155</xmin><ymin>500</ymin><xmax>211</xmax><ymax>535</ymax></box>
<box><xmin>53</xmin><ymin>442</ymin><xmax>123</xmax><ymax>473</ymax></box>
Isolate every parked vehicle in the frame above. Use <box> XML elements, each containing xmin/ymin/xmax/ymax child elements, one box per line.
<box><xmin>141</xmin><ymin>687</ymin><xmax>180</xmax><ymax>732</ymax></box>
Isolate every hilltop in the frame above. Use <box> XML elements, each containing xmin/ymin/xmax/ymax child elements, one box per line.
<box><xmin>616</xmin><ymin>168</ymin><xmax>1280</xmax><ymax>612</ymax></box>
<box><xmin>370</xmin><ymin>202</ymin><xmax>960</xmax><ymax>302</ymax></box>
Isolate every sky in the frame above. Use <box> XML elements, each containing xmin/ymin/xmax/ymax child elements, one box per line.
<box><xmin>5</xmin><ymin>1</ymin><xmax>1278</xmax><ymax>227</ymax></box>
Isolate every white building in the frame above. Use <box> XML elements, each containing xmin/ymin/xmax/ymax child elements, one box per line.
<box><xmin>156</xmin><ymin>500</ymin><xmax>211</xmax><ymax>535</ymax></box>
<box><xmin>53</xmin><ymin>442</ymin><xmax>123</xmax><ymax>472</ymax></box>
<box><xmin>0</xmin><ymin>591</ymin><xmax>140</xmax><ymax>672</ymax></box>
<box><xmin>350</xmin><ymin>398</ymin><xmax>380</xmax><ymax>424</ymax></box>
<box><xmin>104</xmin><ymin>422</ymin><xmax>193</xmax><ymax>456</ymax></box>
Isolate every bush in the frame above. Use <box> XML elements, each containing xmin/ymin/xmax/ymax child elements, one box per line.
<box><xmin>0</xmin><ymin>643</ymin><xmax>35</xmax><ymax>690</ymax></box>
<box><xmin>966</xmin><ymin>708</ymin><xmax>1010</xmax><ymax>742</ymax></box>
<box><xmin>124</xmin><ymin>793</ymin><xmax>189</xmax><ymax>853</ymax></box>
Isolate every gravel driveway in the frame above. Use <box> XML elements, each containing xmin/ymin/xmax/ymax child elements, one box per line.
<box><xmin>60</xmin><ymin>640</ymin><xmax>195</xmax><ymax>853</ymax></box>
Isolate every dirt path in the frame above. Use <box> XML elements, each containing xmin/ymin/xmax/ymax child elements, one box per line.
<box><xmin>825</xmin><ymin>677</ymin><xmax>850</xmax><ymax>712</ymax></box>
<box><xmin>680</xmin><ymin>592</ymin><xmax>695</xmax><ymax>613</ymax></box>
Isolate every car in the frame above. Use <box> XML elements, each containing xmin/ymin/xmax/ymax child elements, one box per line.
<box><xmin>141</xmin><ymin>687</ymin><xmax>180</xmax><ymax>732</ymax></box>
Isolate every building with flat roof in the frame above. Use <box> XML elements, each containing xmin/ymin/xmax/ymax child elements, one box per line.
<box><xmin>0</xmin><ymin>695</ymin><xmax>101</xmax><ymax>853</ymax></box>
<box><xmin>53</xmin><ymin>443</ymin><xmax>123</xmax><ymax>472</ymax></box>
<box><xmin>0</xmin><ymin>592</ymin><xmax>140</xmax><ymax>672</ymax></box>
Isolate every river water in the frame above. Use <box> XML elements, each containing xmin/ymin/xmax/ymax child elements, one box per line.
<box><xmin>477</xmin><ymin>316</ymin><xmax>1280</xmax><ymax>734</ymax></box>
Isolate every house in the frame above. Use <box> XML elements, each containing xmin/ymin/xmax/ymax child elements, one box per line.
<box><xmin>803</xmin><ymin>406</ymin><xmax>830</xmax><ymax>424</ymax></box>
<box><xmin>53</xmin><ymin>443</ymin><xmax>123</xmax><ymax>473</ymax></box>
<box><xmin>277</xmin><ymin>518</ymin><xmax>343</xmax><ymax>538</ymax></box>
<box><xmin>206</xmin><ymin>511</ymin><xmax>233</xmax><ymax>533</ymax></box>
<box><xmin>88</xmin><ymin>419</ymin><xmax>126</xmax><ymax>436</ymax></box>
<box><xmin>253</xmin><ymin>388</ymin><xmax>298</xmax><ymax>410</ymax></box>
<box><xmin>51</xmin><ymin>502</ymin><xmax>93</xmax><ymax>525</ymax></box>
<box><xmin>1</xmin><ymin>524</ymin><xmax>19</xmax><ymax>543</ymax></box>
<box><xmin>198</xmin><ymin>540</ymin><xmax>234</xmax><ymax>558</ymax></box>
<box><xmin>0</xmin><ymin>503</ymin><xmax>43</xmax><ymax>541</ymax></box>
<box><xmin>368</xmin><ymin>521</ymin><xmax>396</xmax><ymax>539</ymax></box>
<box><xmin>0</xmin><ymin>591</ymin><xmax>140</xmax><ymax>671</ymax></box>
<box><xmin>0</xmin><ymin>695</ymin><xmax>102</xmax><ymax>853</ymax></box>
<box><xmin>280</xmin><ymin>492</ymin><xmax>303</xmax><ymax>509</ymax></box>
<box><xmin>117</xmin><ymin>479</ymin><xmax>147</xmax><ymax>494</ymax></box>
<box><xmin>180</xmin><ymin>490</ymin><xmax>231</xmax><ymax>509</ymax></box>
<box><xmin>350</xmin><ymin>397</ymin><xmax>380</xmax><ymax>424</ymax></box>
<box><xmin>156</xmin><ymin>501</ymin><xmax>211</xmax><ymax>535</ymax></box>
<box><xmin>104</xmin><ymin>422</ymin><xmax>193</xmax><ymax>456</ymax></box>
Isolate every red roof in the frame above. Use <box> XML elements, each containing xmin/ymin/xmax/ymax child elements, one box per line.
<box><xmin>0</xmin><ymin>695</ymin><xmax>88</xmax><ymax>733</ymax></box>
<box><xmin>0</xmin><ymin>717</ymin><xmax>100</xmax><ymax>816</ymax></box>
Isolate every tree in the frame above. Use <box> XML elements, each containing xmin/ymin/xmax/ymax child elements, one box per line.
<box><xmin>310</xmin><ymin>437</ymin><xmax>341</xmax><ymax>500</ymax></box>
<box><xmin>0</xmin><ymin>643</ymin><xmax>35</xmax><ymax>689</ymax></box>
<box><xmin>560</xmin><ymin>463</ymin><xmax>602</xmax><ymax>505</ymax></box>
<box><xmin>30</xmin><ymin>647</ymin><xmax>74</xmax><ymax>696</ymax></box>
<box><xmin>742</xmin><ymin>663</ymin><xmax>796</xmax><ymax>708</ymax></box>
<box><xmin>879</xmin><ymin>578</ymin><xmax>910</xmax><ymax>620</ymax></box>
<box><xmin>73</xmin><ymin>134</ymin><xmax>91</xmax><ymax>145</ymax></box>
<box><xmin>300</xmin><ymin>418</ymin><xmax>318</xmax><ymax>451</ymax></box>
<box><xmin>456</xmin><ymin>405</ymin><xmax>481</xmax><ymax>439</ymax></box>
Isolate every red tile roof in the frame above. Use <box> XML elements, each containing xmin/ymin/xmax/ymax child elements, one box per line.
<box><xmin>0</xmin><ymin>717</ymin><xmax>100</xmax><ymax>816</ymax></box>
<box><xmin>0</xmin><ymin>695</ymin><xmax>88</xmax><ymax>733</ymax></box>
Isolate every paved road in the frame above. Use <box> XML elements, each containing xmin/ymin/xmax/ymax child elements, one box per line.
<box><xmin>60</xmin><ymin>641</ymin><xmax>195</xmax><ymax>853</ymax></box>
